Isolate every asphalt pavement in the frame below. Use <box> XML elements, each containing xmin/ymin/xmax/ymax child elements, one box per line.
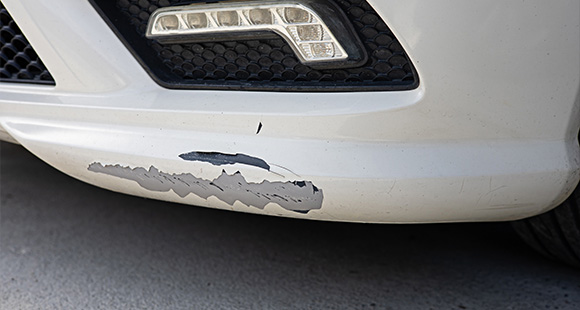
<box><xmin>1</xmin><ymin>141</ymin><xmax>579</xmax><ymax>309</ymax></box>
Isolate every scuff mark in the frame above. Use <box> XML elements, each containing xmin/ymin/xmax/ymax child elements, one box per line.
<box><xmin>476</xmin><ymin>185</ymin><xmax>508</xmax><ymax>206</ymax></box>
<box><xmin>256</xmin><ymin>122</ymin><xmax>263</xmax><ymax>134</ymax></box>
<box><xmin>179</xmin><ymin>151</ymin><xmax>270</xmax><ymax>171</ymax></box>
<box><xmin>482</xmin><ymin>203</ymin><xmax>534</xmax><ymax>210</ymax></box>
<box><xmin>387</xmin><ymin>180</ymin><xmax>397</xmax><ymax>195</ymax></box>
<box><xmin>88</xmin><ymin>163</ymin><xmax>323</xmax><ymax>213</ymax></box>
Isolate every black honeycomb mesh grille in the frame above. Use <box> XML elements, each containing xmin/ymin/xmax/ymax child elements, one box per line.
<box><xmin>92</xmin><ymin>0</ymin><xmax>418</xmax><ymax>91</ymax></box>
<box><xmin>0</xmin><ymin>2</ymin><xmax>55</xmax><ymax>85</ymax></box>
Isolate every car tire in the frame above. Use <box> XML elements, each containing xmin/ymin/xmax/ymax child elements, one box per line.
<box><xmin>512</xmin><ymin>186</ymin><xmax>580</xmax><ymax>267</ymax></box>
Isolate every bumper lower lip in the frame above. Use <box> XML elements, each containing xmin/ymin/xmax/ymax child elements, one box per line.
<box><xmin>2</xmin><ymin>115</ymin><xmax>578</xmax><ymax>223</ymax></box>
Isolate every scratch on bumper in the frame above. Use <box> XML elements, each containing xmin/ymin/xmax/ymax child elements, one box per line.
<box><xmin>179</xmin><ymin>151</ymin><xmax>270</xmax><ymax>171</ymax></box>
<box><xmin>88</xmin><ymin>163</ymin><xmax>323</xmax><ymax>213</ymax></box>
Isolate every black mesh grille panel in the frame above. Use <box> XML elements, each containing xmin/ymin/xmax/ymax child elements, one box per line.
<box><xmin>0</xmin><ymin>2</ymin><xmax>55</xmax><ymax>85</ymax></box>
<box><xmin>92</xmin><ymin>0</ymin><xmax>418</xmax><ymax>91</ymax></box>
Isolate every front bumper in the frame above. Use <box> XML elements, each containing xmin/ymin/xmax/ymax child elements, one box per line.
<box><xmin>1</xmin><ymin>0</ymin><xmax>579</xmax><ymax>223</ymax></box>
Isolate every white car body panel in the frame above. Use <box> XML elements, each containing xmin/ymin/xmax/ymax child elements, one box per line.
<box><xmin>1</xmin><ymin>0</ymin><xmax>579</xmax><ymax>222</ymax></box>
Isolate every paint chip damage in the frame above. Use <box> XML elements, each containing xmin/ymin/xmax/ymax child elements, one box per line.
<box><xmin>88</xmin><ymin>163</ymin><xmax>323</xmax><ymax>213</ymax></box>
<box><xmin>179</xmin><ymin>151</ymin><xmax>270</xmax><ymax>171</ymax></box>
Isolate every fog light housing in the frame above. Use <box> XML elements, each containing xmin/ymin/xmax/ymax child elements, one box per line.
<box><xmin>145</xmin><ymin>0</ymin><xmax>366</xmax><ymax>68</ymax></box>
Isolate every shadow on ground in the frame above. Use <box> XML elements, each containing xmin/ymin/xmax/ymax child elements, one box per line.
<box><xmin>1</xmin><ymin>142</ymin><xmax>579</xmax><ymax>309</ymax></box>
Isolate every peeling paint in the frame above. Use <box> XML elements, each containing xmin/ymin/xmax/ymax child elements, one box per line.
<box><xmin>88</xmin><ymin>163</ymin><xmax>323</xmax><ymax>213</ymax></box>
<box><xmin>179</xmin><ymin>151</ymin><xmax>270</xmax><ymax>171</ymax></box>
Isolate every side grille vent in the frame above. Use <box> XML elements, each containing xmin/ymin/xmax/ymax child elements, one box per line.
<box><xmin>0</xmin><ymin>2</ymin><xmax>55</xmax><ymax>85</ymax></box>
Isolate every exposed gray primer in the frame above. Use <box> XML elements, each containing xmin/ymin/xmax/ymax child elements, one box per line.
<box><xmin>88</xmin><ymin>163</ymin><xmax>323</xmax><ymax>213</ymax></box>
<box><xmin>179</xmin><ymin>151</ymin><xmax>270</xmax><ymax>171</ymax></box>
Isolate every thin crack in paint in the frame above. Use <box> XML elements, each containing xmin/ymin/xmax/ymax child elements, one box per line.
<box><xmin>88</xmin><ymin>163</ymin><xmax>323</xmax><ymax>213</ymax></box>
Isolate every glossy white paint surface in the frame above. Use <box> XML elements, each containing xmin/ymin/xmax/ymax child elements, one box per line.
<box><xmin>1</xmin><ymin>0</ymin><xmax>579</xmax><ymax>222</ymax></box>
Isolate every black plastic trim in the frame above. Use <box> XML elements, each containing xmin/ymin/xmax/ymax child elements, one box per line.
<box><xmin>0</xmin><ymin>1</ymin><xmax>55</xmax><ymax>85</ymax></box>
<box><xmin>89</xmin><ymin>0</ymin><xmax>419</xmax><ymax>92</ymax></box>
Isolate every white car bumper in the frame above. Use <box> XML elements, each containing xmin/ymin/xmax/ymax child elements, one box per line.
<box><xmin>1</xmin><ymin>0</ymin><xmax>579</xmax><ymax>222</ymax></box>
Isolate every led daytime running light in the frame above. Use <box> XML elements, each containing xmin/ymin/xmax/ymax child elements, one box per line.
<box><xmin>146</xmin><ymin>1</ymin><xmax>349</xmax><ymax>64</ymax></box>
